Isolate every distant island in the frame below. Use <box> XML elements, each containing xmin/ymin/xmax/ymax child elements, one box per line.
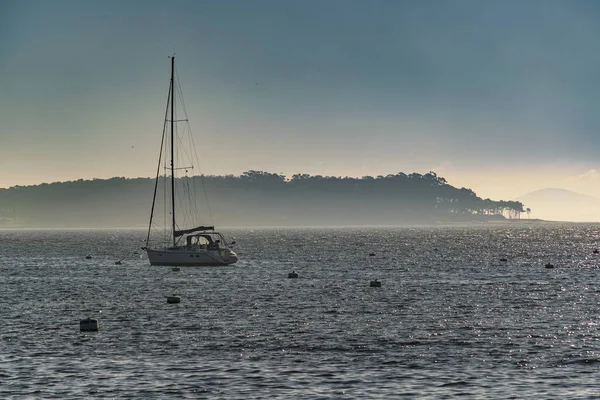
<box><xmin>0</xmin><ymin>171</ymin><xmax>527</xmax><ymax>228</ymax></box>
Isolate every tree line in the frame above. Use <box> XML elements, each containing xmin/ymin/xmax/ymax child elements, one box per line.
<box><xmin>0</xmin><ymin>171</ymin><xmax>526</xmax><ymax>227</ymax></box>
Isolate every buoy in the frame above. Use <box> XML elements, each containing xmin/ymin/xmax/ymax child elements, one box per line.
<box><xmin>545</xmin><ymin>263</ymin><xmax>554</xmax><ymax>269</ymax></box>
<box><xmin>500</xmin><ymin>258</ymin><xmax>508</xmax><ymax>262</ymax></box>
<box><xmin>370</xmin><ymin>280</ymin><xmax>382</xmax><ymax>287</ymax></box>
<box><xmin>85</xmin><ymin>255</ymin><xmax>92</xmax><ymax>260</ymax></box>
<box><xmin>167</xmin><ymin>295</ymin><xmax>181</xmax><ymax>304</ymax></box>
<box><xmin>114</xmin><ymin>260</ymin><xmax>122</xmax><ymax>265</ymax></box>
<box><xmin>369</xmin><ymin>253</ymin><xmax>376</xmax><ymax>257</ymax></box>
<box><xmin>594</xmin><ymin>249</ymin><xmax>599</xmax><ymax>254</ymax></box>
<box><xmin>172</xmin><ymin>267</ymin><xmax>181</xmax><ymax>272</ymax></box>
<box><xmin>288</xmin><ymin>271</ymin><xmax>298</xmax><ymax>279</ymax></box>
<box><xmin>80</xmin><ymin>318</ymin><xmax>99</xmax><ymax>332</ymax></box>
<box><xmin>133</xmin><ymin>251</ymin><xmax>139</xmax><ymax>255</ymax></box>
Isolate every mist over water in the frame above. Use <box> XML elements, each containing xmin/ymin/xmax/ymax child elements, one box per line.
<box><xmin>2</xmin><ymin>225</ymin><xmax>600</xmax><ymax>398</ymax></box>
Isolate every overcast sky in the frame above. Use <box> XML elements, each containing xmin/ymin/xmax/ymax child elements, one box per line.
<box><xmin>2</xmin><ymin>0</ymin><xmax>600</xmax><ymax>202</ymax></box>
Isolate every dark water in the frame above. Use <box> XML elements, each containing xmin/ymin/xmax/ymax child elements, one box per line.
<box><xmin>2</xmin><ymin>225</ymin><xmax>600</xmax><ymax>398</ymax></box>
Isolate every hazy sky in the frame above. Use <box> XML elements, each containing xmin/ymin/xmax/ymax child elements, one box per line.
<box><xmin>3</xmin><ymin>0</ymin><xmax>600</xmax><ymax>203</ymax></box>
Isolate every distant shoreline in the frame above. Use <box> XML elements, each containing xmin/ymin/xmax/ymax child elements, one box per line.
<box><xmin>3</xmin><ymin>219</ymin><xmax>600</xmax><ymax>230</ymax></box>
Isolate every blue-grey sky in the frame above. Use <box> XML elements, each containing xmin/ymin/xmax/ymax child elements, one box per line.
<box><xmin>3</xmin><ymin>0</ymin><xmax>600</xmax><ymax>202</ymax></box>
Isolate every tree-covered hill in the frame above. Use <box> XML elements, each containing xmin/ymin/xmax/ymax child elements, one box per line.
<box><xmin>0</xmin><ymin>171</ymin><xmax>526</xmax><ymax>228</ymax></box>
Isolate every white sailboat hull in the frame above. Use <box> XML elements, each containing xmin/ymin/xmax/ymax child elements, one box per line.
<box><xmin>146</xmin><ymin>247</ymin><xmax>238</xmax><ymax>266</ymax></box>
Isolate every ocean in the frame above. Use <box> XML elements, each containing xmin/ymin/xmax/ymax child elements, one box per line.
<box><xmin>1</xmin><ymin>225</ymin><xmax>600</xmax><ymax>399</ymax></box>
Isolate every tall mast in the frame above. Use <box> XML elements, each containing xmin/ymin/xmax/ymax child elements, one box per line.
<box><xmin>170</xmin><ymin>56</ymin><xmax>176</xmax><ymax>246</ymax></box>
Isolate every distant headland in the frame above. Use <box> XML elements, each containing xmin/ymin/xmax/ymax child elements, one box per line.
<box><xmin>0</xmin><ymin>171</ymin><xmax>528</xmax><ymax>228</ymax></box>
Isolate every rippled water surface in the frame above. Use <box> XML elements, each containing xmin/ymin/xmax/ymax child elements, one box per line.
<box><xmin>2</xmin><ymin>225</ymin><xmax>600</xmax><ymax>398</ymax></box>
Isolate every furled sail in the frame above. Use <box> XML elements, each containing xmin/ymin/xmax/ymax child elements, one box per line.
<box><xmin>174</xmin><ymin>225</ymin><xmax>215</xmax><ymax>237</ymax></box>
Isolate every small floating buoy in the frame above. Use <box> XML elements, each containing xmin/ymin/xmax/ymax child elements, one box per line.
<box><xmin>80</xmin><ymin>318</ymin><xmax>99</xmax><ymax>332</ymax></box>
<box><xmin>369</xmin><ymin>253</ymin><xmax>376</xmax><ymax>257</ymax></box>
<box><xmin>114</xmin><ymin>260</ymin><xmax>122</xmax><ymax>265</ymax></box>
<box><xmin>370</xmin><ymin>280</ymin><xmax>381</xmax><ymax>287</ymax></box>
<box><xmin>288</xmin><ymin>271</ymin><xmax>298</xmax><ymax>279</ymax></box>
<box><xmin>133</xmin><ymin>251</ymin><xmax>139</xmax><ymax>255</ymax></box>
<box><xmin>594</xmin><ymin>249</ymin><xmax>599</xmax><ymax>254</ymax></box>
<box><xmin>167</xmin><ymin>295</ymin><xmax>181</xmax><ymax>304</ymax></box>
<box><xmin>85</xmin><ymin>255</ymin><xmax>92</xmax><ymax>259</ymax></box>
<box><xmin>545</xmin><ymin>263</ymin><xmax>554</xmax><ymax>269</ymax></box>
<box><xmin>500</xmin><ymin>258</ymin><xmax>508</xmax><ymax>262</ymax></box>
<box><xmin>172</xmin><ymin>267</ymin><xmax>181</xmax><ymax>272</ymax></box>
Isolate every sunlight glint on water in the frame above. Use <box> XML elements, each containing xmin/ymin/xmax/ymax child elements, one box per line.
<box><xmin>1</xmin><ymin>225</ymin><xmax>600</xmax><ymax>398</ymax></box>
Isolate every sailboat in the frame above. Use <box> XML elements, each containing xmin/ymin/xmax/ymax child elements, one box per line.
<box><xmin>143</xmin><ymin>56</ymin><xmax>238</xmax><ymax>266</ymax></box>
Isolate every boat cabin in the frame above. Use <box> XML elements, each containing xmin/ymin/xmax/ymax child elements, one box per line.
<box><xmin>185</xmin><ymin>232</ymin><xmax>227</xmax><ymax>250</ymax></box>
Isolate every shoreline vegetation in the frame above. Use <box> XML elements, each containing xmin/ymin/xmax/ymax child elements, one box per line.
<box><xmin>0</xmin><ymin>171</ymin><xmax>530</xmax><ymax>228</ymax></box>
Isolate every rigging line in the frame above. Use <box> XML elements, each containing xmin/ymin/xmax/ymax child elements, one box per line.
<box><xmin>171</xmin><ymin>130</ymin><xmax>185</xmax><ymax>232</ymax></box>
<box><xmin>190</xmin><ymin>153</ymin><xmax>208</xmax><ymax>227</ymax></box>
<box><xmin>173</xmin><ymin>66</ymin><xmax>197</xmax><ymax>176</ymax></box>
<box><xmin>189</xmin><ymin>131</ymin><xmax>204</xmax><ymax>223</ymax></box>
<box><xmin>163</xmin><ymin>161</ymin><xmax>168</xmax><ymax>245</ymax></box>
<box><xmin>174</xmin><ymin>65</ymin><xmax>204</xmax><ymax>223</ymax></box>
<box><xmin>171</xmin><ymin>102</ymin><xmax>194</xmax><ymax>171</ymax></box>
<box><xmin>173</xmin><ymin>110</ymin><xmax>186</xmax><ymax>238</ymax></box>
<box><xmin>188</xmin><ymin>123</ymin><xmax>214</xmax><ymax>226</ymax></box>
<box><xmin>190</xmin><ymin>169</ymin><xmax>201</xmax><ymax>224</ymax></box>
<box><xmin>174</xmin><ymin>66</ymin><xmax>190</xmax><ymax>119</ymax></box>
<box><xmin>146</xmin><ymin>81</ymin><xmax>172</xmax><ymax>247</ymax></box>
<box><xmin>182</xmin><ymin>176</ymin><xmax>194</xmax><ymax>225</ymax></box>
<box><xmin>163</xmin><ymin>115</ymin><xmax>170</xmax><ymax>246</ymax></box>
<box><xmin>169</xmin><ymin>56</ymin><xmax>179</xmax><ymax>246</ymax></box>
<box><xmin>174</xmin><ymin>63</ymin><xmax>214</xmax><ymax>226</ymax></box>
<box><xmin>199</xmin><ymin>173</ymin><xmax>215</xmax><ymax>227</ymax></box>
<box><xmin>175</xmin><ymin>175</ymin><xmax>186</xmax><ymax>221</ymax></box>
<box><xmin>174</xmin><ymin>127</ymin><xmax>193</xmax><ymax>169</ymax></box>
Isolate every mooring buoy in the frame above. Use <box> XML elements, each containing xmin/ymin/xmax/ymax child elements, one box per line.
<box><xmin>370</xmin><ymin>280</ymin><xmax>382</xmax><ymax>287</ymax></box>
<box><xmin>288</xmin><ymin>271</ymin><xmax>298</xmax><ymax>279</ymax></box>
<box><xmin>85</xmin><ymin>255</ymin><xmax>92</xmax><ymax>260</ymax></box>
<box><xmin>114</xmin><ymin>260</ymin><xmax>122</xmax><ymax>265</ymax></box>
<box><xmin>167</xmin><ymin>295</ymin><xmax>181</xmax><ymax>304</ymax></box>
<box><xmin>545</xmin><ymin>263</ymin><xmax>554</xmax><ymax>269</ymax></box>
<box><xmin>80</xmin><ymin>318</ymin><xmax>99</xmax><ymax>332</ymax></box>
<box><xmin>172</xmin><ymin>267</ymin><xmax>181</xmax><ymax>272</ymax></box>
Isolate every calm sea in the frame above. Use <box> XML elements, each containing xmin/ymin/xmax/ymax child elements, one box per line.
<box><xmin>1</xmin><ymin>225</ymin><xmax>600</xmax><ymax>399</ymax></box>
